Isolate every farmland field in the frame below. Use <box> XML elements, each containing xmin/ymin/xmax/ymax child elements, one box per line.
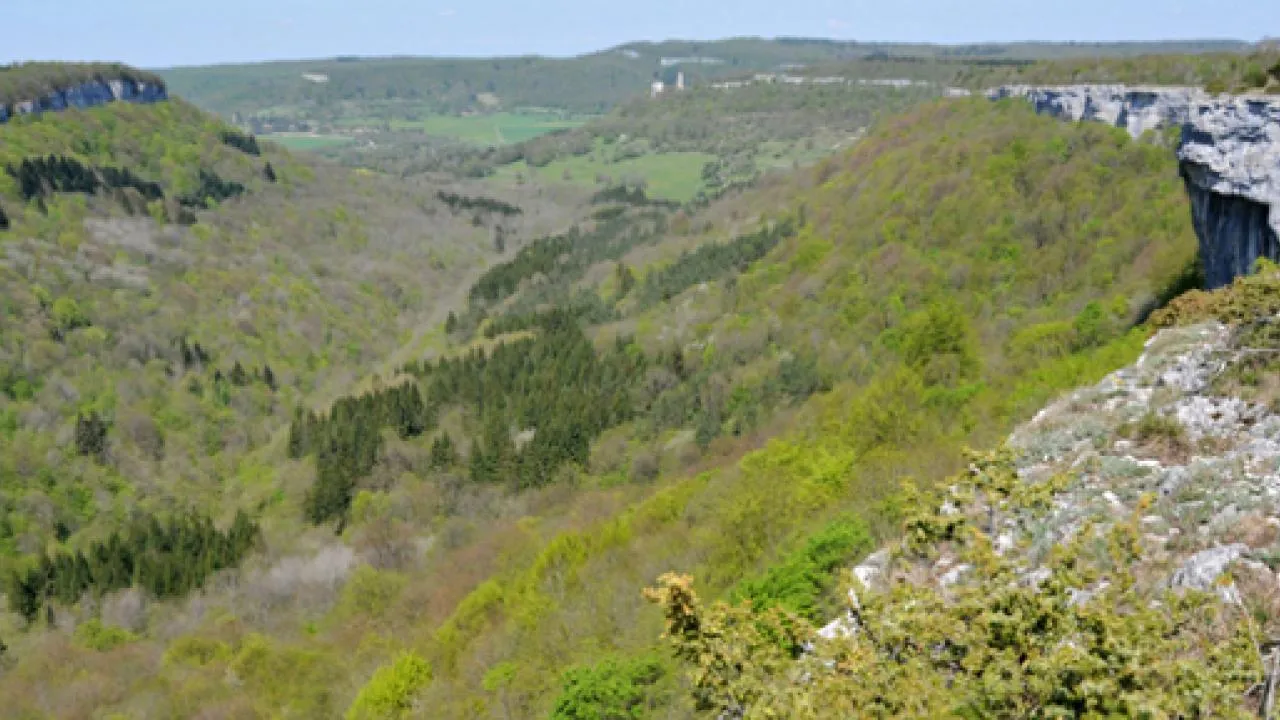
<box><xmin>489</xmin><ymin>150</ymin><xmax>717</xmax><ymax>202</ymax></box>
<box><xmin>262</xmin><ymin>133</ymin><xmax>356</xmax><ymax>151</ymax></box>
<box><xmin>391</xmin><ymin>111</ymin><xmax>590</xmax><ymax>144</ymax></box>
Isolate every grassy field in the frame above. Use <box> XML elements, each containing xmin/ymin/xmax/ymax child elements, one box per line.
<box><xmin>263</xmin><ymin>133</ymin><xmax>356</xmax><ymax>151</ymax></box>
<box><xmin>390</xmin><ymin>112</ymin><xmax>589</xmax><ymax>145</ymax></box>
<box><xmin>490</xmin><ymin>150</ymin><xmax>716</xmax><ymax>202</ymax></box>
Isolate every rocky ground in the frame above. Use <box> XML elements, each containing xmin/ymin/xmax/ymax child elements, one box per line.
<box><xmin>1010</xmin><ymin>321</ymin><xmax>1280</xmax><ymax>601</ymax></box>
<box><xmin>830</xmin><ymin>316</ymin><xmax>1280</xmax><ymax>638</ymax></box>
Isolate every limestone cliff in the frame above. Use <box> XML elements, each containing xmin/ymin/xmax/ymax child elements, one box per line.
<box><xmin>990</xmin><ymin>85</ymin><xmax>1280</xmax><ymax>289</ymax></box>
<box><xmin>0</xmin><ymin>77</ymin><xmax>167</xmax><ymax>124</ymax></box>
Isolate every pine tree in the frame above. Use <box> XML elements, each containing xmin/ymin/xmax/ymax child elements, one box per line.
<box><xmin>430</xmin><ymin>433</ymin><xmax>457</xmax><ymax>469</ymax></box>
<box><xmin>74</xmin><ymin>412</ymin><xmax>109</xmax><ymax>462</ymax></box>
<box><xmin>615</xmin><ymin>262</ymin><xmax>636</xmax><ymax>296</ymax></box>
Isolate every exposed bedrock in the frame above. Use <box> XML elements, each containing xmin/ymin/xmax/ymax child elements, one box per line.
<box><xmin>0</xmin><ymin>78</ymin><xmax>167</xmax><ymax>124</ymax></box>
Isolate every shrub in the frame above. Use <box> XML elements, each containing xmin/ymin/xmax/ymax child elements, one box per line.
<box><xmin>550</xmin><ymin>655</ymin><xmax>666</xmax><ymax>720</ymax></box>
<box><xmin>74</xmin><ymin>619</ymin><xmax>138</xmax><ymax>652</ymax></box>
<box><xmin>647</xmin><ymin>450</ymin><xmax>1261</xmax><ymax>718</ymax></box>
<box><xmin>346</xmin><ymin>652</ymin><xmax>432</xmax><ymax>720</ymax></box>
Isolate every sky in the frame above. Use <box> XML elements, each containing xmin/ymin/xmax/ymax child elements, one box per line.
<box><xmin>2</xmin><ymin>0</ymin><xmax>1275</xmax><ymax>68</ymax></box>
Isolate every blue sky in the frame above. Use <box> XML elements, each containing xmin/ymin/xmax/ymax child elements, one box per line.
<box><xmin>2</xmin><ymin>0</ymin><xmax>1275</xmax><ymax>68</ymax></box>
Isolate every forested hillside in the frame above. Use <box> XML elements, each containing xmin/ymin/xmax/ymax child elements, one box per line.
<box><xmin>159</xmin><ymin>39</ymin><xmax>1261</xmax><ymax>202</ymax></box>
<box><xmin>0</xmin><ymin>80</ymin><xmax>1213</xmax><ymax>715</ymax></box>
<box><xmin>0</xmin><ymin>62</ymin><xmax>591</xmax><ymax>716</ymax></box>
<box><xmin>385</xmin><ymin>98</ymin><xmax>1202</xmax><ymax>716</ymax></box>
<box><xmin>162</xmin><ymin>38</ymin><xmax>1252</xmax><ymax>119</ymax></box>
<box><xmin>352</xmin><ymin>78</ymin><xmax>939</xmax><ymax>188</ymax></box>
<box><xmin>957</xmin><ymin>47</ymin><xmax>1280</xmax><ymax>92</ymax></box>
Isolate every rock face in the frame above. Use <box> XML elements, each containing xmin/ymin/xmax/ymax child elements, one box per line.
<box><xmin>0</xmin><ymin>78</ymin><xmax>167</xmax><ymax>124</ymax></box>
<box><xmin>990</xmin><ymin>85</ymin><xmax>1280</xmax><ymax>289</ymax></box>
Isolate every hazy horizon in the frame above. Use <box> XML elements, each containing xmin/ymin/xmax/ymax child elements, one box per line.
<box><xmin>3</xmin><ymin>0</ymin><xmax>1275</xmax><ymax>68</ymax></box>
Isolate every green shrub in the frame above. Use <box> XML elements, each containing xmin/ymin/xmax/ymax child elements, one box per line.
<box><xmin>551</xmin><ymin>655</ymin><xmax>666</xmax><ymax>720</ymax></box>
<box><xmin>74</xmin><ymin>619</ymin><xmax>137</xmax><ymax>652</ymax></box>
<box><xmin>732</xmin><ymin>517</ymin><xmax>873</xmax><ymax>621</ymax></box>
<box><xmin>346</xmin><ymin>652</ymin><xmax>432</xmax><ymax>720</ymax></box>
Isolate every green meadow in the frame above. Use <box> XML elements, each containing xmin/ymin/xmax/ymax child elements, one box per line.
<box><xmin>392</xmin><ymin>112</ymin><xmax>589</xmax><ymax>145</ymax></box>
<box><xmin>262</xmin><ymin>133</ymin><xmax>356</xmax><ymax>151</ymax></box>
<box><xmin>490</xmin><ymin>150</ymin><xmax>717</xmax><ymax>202</ymax></box>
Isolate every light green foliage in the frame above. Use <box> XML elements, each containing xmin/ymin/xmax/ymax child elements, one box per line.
<box><xmin>0</xmin><ymin>56</ymin><xmax>1230</xmax><ymax>718</ymax></box>
<box><xmin>74</xmin><ymin>619</ymin><xmax>138</xmax><ymax>652</ymax></box>
<box><xmin>491</xmin><ymin>150</ymin><xmax>717</xmax><ymax>202</ymax></box>
<box><xmin>648</xmin><ymin>450</ymin><xmax>1261</xmax><ymax>718</ymax></box>
<box><xmin>396</xmin><ymin>111</ymin><xmax>588</xmax><ymax>145</ymax></box>
<box><xmin>550</xmin><ymin>655</ymin><xmax>666</xmax><ymax>720</ymax></box>
<box><xmin>346</xmin><ymin>651</ymin><xmax>432</xmax><ymax>720</ymax></box>
<box><xmin>49</xmin><ymin>296</ymin><xmax>90</xmax><ymax>331</ymax></box>
<box><xmin>265</xmin><ymin>133</ymin><xmax>355</xmax><ymax>151</ymax></box>
<box><xmin>403</xmin><ymin>98</ymin><xmax>1201</xmax><ymax>716</ymax></box>
<box><xmin>731</xmin><ymin>517</ymin><xmax>872</xmax><ymax>620</ymax></box>
<box><xmin>163</xmin><ymin>636</ymin><xmax>232</xmax><ymax>667</ymax></box>
<box><xmin>961</xmin><ymin>48</ymin><xmax>1280</xmax><ymax>94</ymax></box>
<box><xmin>336</xmin><ymin>565</ymin><xmax>409</xmax><ymax>619</ymax></box>
<box><xmin>896</xmin><ymin>301</ymin><xmax>980</xmax><ymax>386</ymax></box>
<box><xmin>1153</xmin><ymin>259</ymin><xmax>1280</xmax><ymax>327</ymax></box>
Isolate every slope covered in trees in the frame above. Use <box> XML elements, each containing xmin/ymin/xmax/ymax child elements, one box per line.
<box><xmin>379</xmin><ymin>97</ymin><xmax>1202</xmax><ymax>716</ymax></box>
<box><xmin>0</xmin><ymin>88</ymin><xmax>1214</xmax><ymax>716</ymax></box>
<box><xmin>957</xmin><ymin>47</ymin><xmax>1280</xmax><ymax>93</ymax></box>
<box><xmin>0</xmin><ymin>65</ymin><xmax>585</xmax><ymax>698</ymax></box>
<box><xmin>162</xmin><ymin>38</ymin><xmax>1251</xmax><ymax>119</ymax></box>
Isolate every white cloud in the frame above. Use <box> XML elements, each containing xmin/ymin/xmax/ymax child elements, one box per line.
<box><xmin>439</xmin><ymin>8</ymin><xmax>456</xmax><ymax>17</ymax></box>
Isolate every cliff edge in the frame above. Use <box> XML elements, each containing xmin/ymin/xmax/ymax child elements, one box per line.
<box><xmin>0</xmin><ymin>63</ymin><xmax>167</xmax><ymax>124</ymax></box>
<box><xmin>991</xmin><ymin>85</ymin><xmax>1280</xmax><ymax>289</ymax></box>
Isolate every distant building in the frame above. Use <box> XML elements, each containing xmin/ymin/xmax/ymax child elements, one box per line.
<box><xmin>652</xmin><ymin>72</ymin><xmax>687</xmax><ymax>98</ymax></box>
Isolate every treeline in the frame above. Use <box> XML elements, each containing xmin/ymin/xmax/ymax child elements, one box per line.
<box><xmin>468</xmin><ymin>232</ymin><xmax>576</xmax><ymax>303</ymax></box>
<box><xmin>481</xmin><ymin>294</ymin><xmax>618</xmax><ymax>339</ymax></box>
<box><xmin>219</xmin><ymin>129</ymin><xmax>260</xmax><ymax>156</ymax></box>
<box><xmin>179</xmin><ymin>169</ymin><xmax>245</xmax><ymax>208</ymax></box>
<box><xmin>289</xmin><ymin>383</ymin><xmax>433</xmax><ymax>525</ymax></box>
<box><xmin>638</xmin><ymin>218</ymin><xmax>796</xmax><ymax>306</ymax></box>
<box><xmin>436</xmin><ymin>190</ymin><xmax>521</xmax><ymax>217</ymax></box>
<box><xmin>4</xmin><ymin>155</ymin><xmax>253</xmax><ymax>218</ymax></box>
<box><xmin>959</xmin><ymin>48</ymin><xmax>1280</xmax><ymax>94</ymax></box>
<box><xmin>7</xmin><ymin>155</ymin><xmax>162</xmax><ymax>202</ymax></box>
<box><xmin>468</xmin><ymin>211</ymin><xmax>666</xmax><ymax>306</ymax></box>
<box><xmin>6</xmin><ymin>510</ymin><xmax>259</xmax><ymax>624</ymax></box>
<box><xmin>591</xmin><ymin>184</ymin><xmax>681</xmax><ymax>210</ymax></box>
<box><xmin>406</xmin><ymin>311</ymin><xmax>643</xmax><ymax>488</ymax></box>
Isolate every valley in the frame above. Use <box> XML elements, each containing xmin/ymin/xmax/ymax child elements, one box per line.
<box><xmin>0</xmin><ymin>30</ymin><xmax>1279</xmax><ymax>719</ymax></box>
